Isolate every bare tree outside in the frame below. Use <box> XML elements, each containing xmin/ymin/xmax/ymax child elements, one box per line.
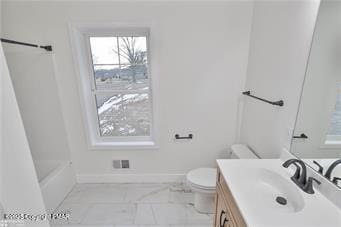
<box><xmin>118</xmin><ymin>37</ymin><xmax>147</xmax><ymax>64</ymax></box>
<box><xmin>114</xmin><ymin>37</ymin><xmax>147</xmax><ymax>83</ymax></box>
<box><xmin>91</xmin><ymin>36</ymin><xmax>148</xmax><ymax>90</ymax></box>
<box><xmin>89</xmin><ymin>36</ymin><xmax>151</xmax><ymax>137</ymax></box>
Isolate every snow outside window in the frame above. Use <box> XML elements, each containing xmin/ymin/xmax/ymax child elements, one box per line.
<box><xmin>89</xmin><ymin>36</ymin><xmax>152</xmax><ymax>138</ymax></box>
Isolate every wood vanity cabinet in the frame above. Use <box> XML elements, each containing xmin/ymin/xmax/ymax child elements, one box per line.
<box><xmin>214</xmin><ymin>168</ymin><xmax>247</xmax><ymax>227</ymax></box>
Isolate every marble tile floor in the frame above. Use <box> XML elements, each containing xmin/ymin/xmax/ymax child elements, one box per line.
<box><xmin>51</xmin><ymin>183</ymin><xmax>214</xmax><ymax>227</ymax></box>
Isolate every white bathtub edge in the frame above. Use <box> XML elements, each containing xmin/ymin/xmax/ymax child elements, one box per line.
<box><xmin>40</xmin><ymin>161</ymin><xmax>76</xmax><ymax>213</ymax></box>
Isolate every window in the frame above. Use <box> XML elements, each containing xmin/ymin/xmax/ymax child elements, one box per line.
<box><xmin>326</xmin><ymin>86</ymin><xmax>341</xmax><ymax>144</ymax></box>
<box><xmin>71</xmin><ymin>27</ymin><xmax>155</xmax><ymax>149</ymax></box>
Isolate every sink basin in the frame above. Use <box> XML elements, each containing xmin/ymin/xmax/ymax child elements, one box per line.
<box><xmin>247</xmin><ymin>168</ymin><xmax>305</xmax><ymax>213</ymax></box>
<box><xmin>217</xmin><ymin>159</ymin><xmax>341</xmax><ymax>227</ymax></box>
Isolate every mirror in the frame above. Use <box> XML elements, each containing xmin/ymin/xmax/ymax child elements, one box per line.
<box><xmin>290</xmin><ymin>0</ymin><xmax>341</xmax><ymax>188</ymax></box>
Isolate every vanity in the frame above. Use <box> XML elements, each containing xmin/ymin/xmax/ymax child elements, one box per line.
<box><xmin>213</xmin><ymin>159</ymin><xmax>341</xmax><ymax>227</ymax></box>
<box><xmin>214</xmin><ymin>164</ymin><xmax>246</xmax><ymax>227</ymax></box>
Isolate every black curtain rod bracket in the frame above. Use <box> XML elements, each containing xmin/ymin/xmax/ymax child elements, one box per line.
<box><xmin>242</xmin><ymin>91</ymin><xmax>284</xmax><ymax>107</ymax></box>
<box><xmin>1</xmin><ymin>38</ymin><xmax>52</xmax><ymax>52</ymax></box>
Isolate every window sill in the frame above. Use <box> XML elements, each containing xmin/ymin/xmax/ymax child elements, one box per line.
<box><xmin>320</xmin><ymin>141</ymin><xmax>341</xmax><ymax>149</ymax></box>
<box><xmin>88</xmin><ymin>141</ymin><xmax>158</xmax><ymax>150</ymax></box>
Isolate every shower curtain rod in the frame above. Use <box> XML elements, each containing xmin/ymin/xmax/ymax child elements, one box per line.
<box><xmin>0</xmin><ymin>38</ymin><xmax>52</xmax><ymax>51</ymax></box>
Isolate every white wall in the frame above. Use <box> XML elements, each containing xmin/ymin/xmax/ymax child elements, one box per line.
<box><xmin>0</xmin><ymin>0</ymin><xmax>3</xmax><ymax>215</ymax></box>
<box><xmin>291</xmin><ymin>1</ymin><xmax>341</xmax><ymax>159</ymax></box>
<box><xmin>239</xmin><ymin>0</ymin><xmax>320</xmax><ymax>158</ymax></box>
<box><xmin>2</xmin><ymin>1</ymin><xmax>254</xmax><ymax>182</ymax></box>
<box><xmin>4</xmin><ymin>51</ymin><xmax>71</xmax><ymax>161</ymax></box>
<box><xmin>0</xmin><ymin>44</ymin><xmax>49</xmax><ymax>226</ymax></box>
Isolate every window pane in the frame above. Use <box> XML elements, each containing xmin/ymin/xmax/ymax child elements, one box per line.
<box><xmin>328</xmin><ymin>86</ymin><xmax>341</xmax><ymax>136</ymax></box>
<box><xmin>94</xmin><ymin>64</ymin><xmax>149</xmax><ymax>90</ymax></box>
<box><xmin>118</xmin><ymin>37</ymin><xmax>147</xmax><ymax>64</ymax></box>
<box><xmin>94</xmin><ymin>65</ymin><xmax>120</xmax><ymax>90</ymax></box>
<box><xmin>90</xmin><ymin>37</ymin><xmax>119</xmax><ymax>64</ymax></box>
<box><xmin>96</xmin><ymin>93</ymin><xmax>150</xmax><ymax>137</ymax></box>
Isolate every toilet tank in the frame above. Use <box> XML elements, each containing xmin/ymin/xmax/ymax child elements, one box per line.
<box><xmin>230</xmin><ymin>144</ymin><xmax>259</xmax><ymax>159</ymax></box>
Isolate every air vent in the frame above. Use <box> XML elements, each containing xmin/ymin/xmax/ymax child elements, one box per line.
<box><xmin>121</xmin><ymin>160</ymin><xmax>130</xmax><ymax>169</ymax></box>
<box><xmin>113</xmin><ymin>160</ymin><xmax>121</xmax><ymax>169</ymax></box>
<box><xmin>112</xmin><ymin>160</ymin><xmax>130</xmax><ymax>169</ymax></box>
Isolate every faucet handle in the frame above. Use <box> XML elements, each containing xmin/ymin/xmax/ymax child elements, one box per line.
<box><xmin>282</xmin><ymin>159</ymin><xmax>307</xmax><ymax>186</ymax></box>
<box><xmin>303</xmin><ymin>177</ymin><xmax>321</xmax><ymax>194</ymax></box>
<box><xmin>313</xmin><ymin>161</ymin><xmax>324</xmax><ymax>174</ymax></box>
<box><xmin>332</xmin><ymin>177</ymin><xmax>341</xmax><ymax>186</ymax></box>
<box><xmin>292</xmin><ymin>163</ymin><xmax>301</xmax><ymax>180</ymax></box>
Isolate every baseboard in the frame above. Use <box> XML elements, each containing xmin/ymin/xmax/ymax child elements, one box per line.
<box><xmin>76</xmin><ymin>173</ymin><xmax>186</xmax><ymax>183</ymax></box>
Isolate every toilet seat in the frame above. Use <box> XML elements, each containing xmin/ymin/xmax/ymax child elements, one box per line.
<box><xmin>186</xmin><ymin>168</ymin><xmax>216</xmax><ymax>191</ymax></box>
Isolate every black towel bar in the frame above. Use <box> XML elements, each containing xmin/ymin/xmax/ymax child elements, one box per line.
<box><xmin>175</xmin><ymin>134</ymin><xmax>193</xmax><ymax>140</ymax></box>
<box><xmin>293</xmin><ymin>133</ymin><xmax>308</xmax><ymax>139</ymax></box>
<box><xmin>242</xmin><ymin>91</ymin><xmax>284</xmax><ymax>107</ymax></box>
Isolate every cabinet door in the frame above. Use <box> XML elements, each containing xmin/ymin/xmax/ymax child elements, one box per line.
<box><xmin>217</xmin><ymin>170</ymin><xmax>247</xmax><ymax>227</ymax></box>
<box><xmin>214</xmin><ymin>187</ymin><xmax>235</xmax><ymax>227</ymax></box>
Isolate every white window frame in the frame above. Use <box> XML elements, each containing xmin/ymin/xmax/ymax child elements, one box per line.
<box><xmin>325</xmin><ymin>135</ymin><xmax>341</xmax><ymax>144</ymax></box>
<box><xmin>322</xmin><ymin>86</ymin><xmax>341</xmax><ymax>149</ymax></box>
<box><xmin>69</xmin><ymin>24</ymin><xmax>157</xmax><ymax>150</ymax></box>
<box><xmin>321</xmin><ymin>135</ymin><xmax>341</xmax><ymax>149</ymax></box>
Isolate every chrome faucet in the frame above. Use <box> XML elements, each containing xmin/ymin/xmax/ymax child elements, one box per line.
<box><xmin>324</xmin><ymin>159</ymin><xmax>341</xmax><ymax>182</ymax></box>
<box><xmin>282</xmin><ymin>159</ymin><xmax>320</xmax><ymax>194</ymax></box>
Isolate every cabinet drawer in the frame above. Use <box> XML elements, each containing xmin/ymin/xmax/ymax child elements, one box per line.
<box><xmin>217</xmin><ymin>169</ymin><xmax>246</xmax><ymax>227</ymax></box>
<box><xmin>214</xmin><ymin>186</ymin><xmax>235</xmax><ymax>227</ymax></box>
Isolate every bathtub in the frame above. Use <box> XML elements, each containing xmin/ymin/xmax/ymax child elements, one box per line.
<box><xmin>34</xmin><ymin>161</ymin><xmax>76</xmax><ymax>213</ymax></box>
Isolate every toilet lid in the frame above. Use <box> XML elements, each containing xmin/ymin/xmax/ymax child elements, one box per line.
<box><xmin>186</xmin><ymin>168</ymin><xmax>217</xmax><ymax>189</ymax></box>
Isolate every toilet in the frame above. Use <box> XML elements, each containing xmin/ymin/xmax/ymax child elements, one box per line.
<box><xmin>186</xmin><ymin>144</ymin><xmax>259</xmax><ymax>213</ymax></box>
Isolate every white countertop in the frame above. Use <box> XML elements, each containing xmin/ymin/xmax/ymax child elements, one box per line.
<box><xmin>217</xmin><ymin>159</ymin><xmax>341</xmax><ymax>227</ymax></box>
